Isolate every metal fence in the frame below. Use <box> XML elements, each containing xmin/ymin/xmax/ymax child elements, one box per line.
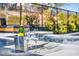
<box><xmin>0</xmin><ymin>3</ymin><xmax>79</xmax><ymax>33</ymax></box>
<box><xmin>29</xmin><ymin>3</ymin><xmax>79</xmax><ymax>34</ymax></box>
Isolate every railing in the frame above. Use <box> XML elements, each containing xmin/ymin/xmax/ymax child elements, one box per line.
<box><xmin>31</xmin><ymin>3</ymin><xmax>79</xmax><ymax>34</ymax></box>
<box><xmin>0</xmin><ymin>3</ymin><xmax>79</xmax><ymax>33</ymax></box>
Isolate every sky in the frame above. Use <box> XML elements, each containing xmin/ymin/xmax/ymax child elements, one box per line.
<box><xmin>59</xmin><ymin>3</ymin><xmax>79</xmax><ymax>12</ymax></box>
<box><xmin>0</xmin><ymin>0</ymin><xmax>22</xmax><ymax>3</ymax></box>
<box><xmin>0</xmin><ymin>1</ymin><xmax>79</xmax><ymax>12</ymax></box>
<box><xmin>0</xmin><ymin>0</ymin><xmax>79</xmax><ymax>3</ymax></box>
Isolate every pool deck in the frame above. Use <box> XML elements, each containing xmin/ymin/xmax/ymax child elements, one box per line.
<box><xmin>0</xmin><ymin>33</ymin><xmax>16</xmax><ymax>40</ymax></box>
<box><xmin>4</xmin><ymin>41</ymin><xmax>79</xmax><ymax>56</ymax></box>
<box><xmin>0</xmin><ymin>32</ymin><xmax>79</xmax><ymax>56</ymax></box>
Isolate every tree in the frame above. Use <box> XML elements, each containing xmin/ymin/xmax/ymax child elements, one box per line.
<box><xmin>68</xmin><ymin>14</ymin><xmax>76</xmax><ymax>32</ymax></box>
<box><xmin>45</xmin><ymin>17</ymin><xmax>54</xmax><ymax>31</ymax></box>
<box><xmin>76</xmin><ymin>16</ymin><xmax>79</xmax><ymax>25</ymax></box>
<box><xmin>75</xmin><ymin>15</ymin><xmax>79</xmax><ymax>31</ymax></box>
<box><xmin>57</xmin><ymin>12</ymin><xmax>67</xmax><ymax>33</ymax></box>
<box><xmin>43</xmin><ymin>8</ymin><xmax>54</xmax><ymax>31</ymax></box>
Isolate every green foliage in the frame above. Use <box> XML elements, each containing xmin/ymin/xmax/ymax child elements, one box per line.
<box><xmin>68</xmin><ymin>14</ymin><xmax>76</xmax><ymax>24</ymax></box>
<box><xmin>45</xmin><ymin>16</ymin><xmax>54</xmax><ymax>31</ymax></box>
<box><xmin>58</xmin><ymin>12</ymin><xmax>67</xmax><ymax>24</ymax></box>
<box><xmin>68</xmin><ymin>14</ymin><xmax>76</xmax><ymax>32</ymax></box>
<box><xmin>44</xmin><ymin>8</ymin><xmax>54</xmax><ymax>31</ymax></box>
<box><xmin>76</xmin><ymin>16</ymin><xmax>79</xmax><ymax>25</ymax></box>
<box><xmin>57</xmin><ymin>12</ymin><xmax>67</xmax><ymax>33</ymax></box>
<box><xmin>26</xmin><ymin>15</ymin><xmax>31</xmax><ymax>25</ymax></box>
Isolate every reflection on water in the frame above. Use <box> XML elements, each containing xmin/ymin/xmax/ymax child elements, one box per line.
<box><xmin>1</xmin><ymin>33</ymin><xmax>79</xmax><ymax>47</ymax></box>
<box><xmin>37</xmin><ymin>34</ymin><xmax>79</xmax><ymax>45</ymax></box>
<box><xmin>0</xmin><ymin>39</ymin><xmax>14</xmax><ymax>47</ymax></box>
<box><xmin>0</xmin><ymin>33</ymin><xmax>79</xmax><ymax>55</ymax></box>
